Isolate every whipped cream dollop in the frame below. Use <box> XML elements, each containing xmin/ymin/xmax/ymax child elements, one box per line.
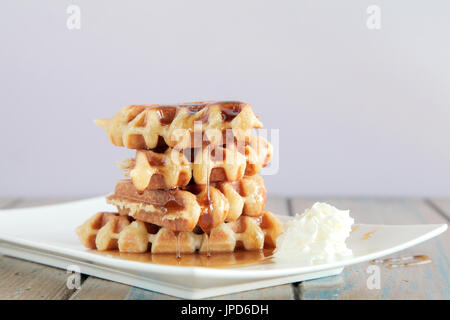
<box><xmin>274</xmin><ymin>202</ymin><xmax>354</xmax><ymax>264</ymax></box>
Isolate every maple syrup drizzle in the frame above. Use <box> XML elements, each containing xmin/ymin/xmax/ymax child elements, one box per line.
<box><xmin>370</xmin><ymin>255</ymin><xmax>431</xmax><ymax>268</ymax></box>
<box><xmin>96</xmin><ymin>249</ymin><xmax>274</xmax><ymax>268</ymax></box>
<box><xmin>156</xmin><ymin>107</ymin><xmax>177</xmax><ymax>126</ymax></box>
<box><xmin>205</xmin><ymin>144</ymin><xmax>212</xmax><ymax>257</ymax></box>
<box><xmin>196</xmin><ymin>101</ymin><xmax>243</xmax><ymax>123</ymax></box>
<box><xmin>219</xmin><ymin>102</ymin><xmax>242</xmax><ymax>122</ymax></box>
<box><xmin>174</xmin><ymin>231</ymin><xmax>181</xmax><ymax>259</ymax></box>
<box><xmin>205</xmin><ymin>234</ymin><xmax>210</xmax><ymax>257</ymax></box>
<box><xmin>145</xmin><ymin>151</ymin><xmax>165</xmax><ymax>167</ymax></box>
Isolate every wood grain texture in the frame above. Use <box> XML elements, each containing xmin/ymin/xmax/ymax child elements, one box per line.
<box><xmin>427</xmin><ymin>198</ymin><xmax>450</xmax><ymax>220</ymax></box>
<box><xmin>265</xmin><ymin>195</ymin><xmax>290</xmax><ymax>216</ymax></box>
<box><xmin>125</xmin><ymin>287</ymin><xmax>180</xmax><ymax>300</ymax></box>
<box><xmin>0</xmin><ymin>198</ymin><xmax>88</xmax><ymax>300</ymax></box>
<box><xmin>292</xmin><ymin>197</ymin><xmax>450</xmax><ymax>300</ymax></box>
<box><xmin>0</xmin><ymin>198</ymin><xmax>19</xmax><ymax>209</ymax></box>
<box><xmin>123</xmin><ymin>286</ymin><xmax>294</xmax><ymax>300</ymax></box>
<box><xmin>70</xmin><ymin>277</ymin><xmax>133</xmax><ymax>300</ymax></box>
<box><xmin>0</xmin><ymin>255</ymin><xmax>84</xmax><ymax>300</ymax></box>
<box><xmin>211</xmin><ymin>285</ymin><xmax>294</xmax><ymax>300</ymax></box>
<box><xmin>0</xmin><ymin>198</ymin><xmax>86</xmax><ymax>300</ymax></box>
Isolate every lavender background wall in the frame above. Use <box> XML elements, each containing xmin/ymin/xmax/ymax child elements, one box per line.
<box><xmin>1</xmin><ymin>0</ymin><xmax>449</xmax><ymax>197</ymax></box>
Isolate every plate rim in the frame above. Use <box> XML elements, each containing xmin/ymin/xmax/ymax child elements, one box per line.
<box><xmin>0</xmin><ymin>222</ymin><xmax>446</xmax><ymax>279</ymax></box>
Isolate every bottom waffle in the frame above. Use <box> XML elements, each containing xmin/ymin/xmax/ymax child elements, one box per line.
<box><xmin>76</xmin><ymin>211</ymin><xmax>282</xmax><ymax>254</ymax></box>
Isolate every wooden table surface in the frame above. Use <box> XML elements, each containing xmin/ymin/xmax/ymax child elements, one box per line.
<box><xmin>0</xmin><ymin>196</ymin><xmax>448</xmax><ymax>300</ymax></box>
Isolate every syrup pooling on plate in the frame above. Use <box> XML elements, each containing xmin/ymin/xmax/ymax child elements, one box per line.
<box><xmin>95</xmin><ymin>248</ymin><xmax>275</xmax><ymax>268</ymax></box>
<box><xmin>204</xmin><ymin>144</ymin><xmax>212</xmax><ymax>257</ymax></box>
<box><xmin>371</xmin><ymin>255</ymin><xmax>432</xmax><ymax>269</ymax></box>
<box><xmin>362</xmin><ymin>229</ymin><xmax>378</xmax><ymax>240</ymax></box>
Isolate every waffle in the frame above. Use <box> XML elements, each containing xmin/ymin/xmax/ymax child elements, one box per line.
<box><xmin>120</xmin><ymin>136</ymin><xmax>273</xmax><ymax>191</ymax></box>
<box><xmin>75</xmin><ymin>211</ymin><xmax>282</xmax><ymax>253</ymax></box>
<box><xmin>95</xmin><ymin>101</ymin><xmax>263</xmax><ymax>150</ymax></box>
<box><xmin>106</xmin><ymin>175</ymin><xmax>267</xmax><ymax>233</ymax></box>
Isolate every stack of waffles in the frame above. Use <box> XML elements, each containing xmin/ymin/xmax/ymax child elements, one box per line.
<box><xmin>76</xmin><ymin>101</ymin><xmax>282</xmax><ymax>255</ymax></box>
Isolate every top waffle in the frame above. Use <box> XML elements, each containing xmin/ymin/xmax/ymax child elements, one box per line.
<box><xmin>95</xmin><ymin>101</ymin><xmax>263</xmax><ymax>150</ymax></box>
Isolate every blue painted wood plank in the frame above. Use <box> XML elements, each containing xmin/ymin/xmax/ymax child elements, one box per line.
<box><xmin>292</xmin><ymin>198</ymin><xmax>449</xmax><ymax>300</ymax></box>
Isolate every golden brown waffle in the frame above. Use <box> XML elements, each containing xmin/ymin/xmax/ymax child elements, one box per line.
<box><xmin>209</xmin><ymin>174</ymin><xmax>267</xmax><ymax>220</ymax></box>
<box><xmin>106</xmin><ymin>175</ymin><xmax>266</xmax><ymax>233</ymax></box>
<box><xmin>95</xmin><ymin>101</ymin><xmax>263</xmax><ymax>150</ymax></box>
<box><xmin>76</xmin><ymin>211</ymin><xmax>282</xmax><ymax>253</ymax></box>
<box><xmin>120</xmin><ymin>136</ymin><xmax>272</xmax><ymax>191</ymax></box>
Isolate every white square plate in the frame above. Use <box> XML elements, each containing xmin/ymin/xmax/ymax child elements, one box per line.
<box><xmin>0</xmin><ymin>197</ymin><xmax>447</xmax><ymax>299</ymax></box>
